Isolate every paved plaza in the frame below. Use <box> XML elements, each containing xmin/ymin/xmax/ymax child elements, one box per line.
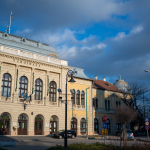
<box><xmin>0</xmin><ymin>136</ymin><xmax>148</xmax><ymax>150</ymax></box>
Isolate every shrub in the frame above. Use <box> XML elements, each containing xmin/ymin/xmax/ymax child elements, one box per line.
<box><xmin>47</xmin><ymin>142</ymin><xmax>119</xmax><ymax>150</ymax></box>
<box><xmin>47</xmin><ymin>142</ymin><xmax>150</xmax><ymax>150</ymax></box>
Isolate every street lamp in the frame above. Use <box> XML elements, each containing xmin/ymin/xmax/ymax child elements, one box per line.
<box><xmin>64</xmin><ymin>70</ymin><xmax>76</xmax><ymax>148</ymax></box>
<box><xmin>144</xmin><ymin>70</ymin><xmax>150</xmax><ymax>118</ymax></box>
<box><xmin>144</xmin><ymin>70</ymin><xmax>150</xmax><ymax>72</ymax></box>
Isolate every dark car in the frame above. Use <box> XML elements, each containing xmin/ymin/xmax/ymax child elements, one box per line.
<box><xmin>52</xmin><ymin>130</ymin><xmax>77</xmax><ymax>139</ymax></box>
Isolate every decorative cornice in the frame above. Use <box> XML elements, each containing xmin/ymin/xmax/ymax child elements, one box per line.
<box><xmin>0</xmin><ymin>52</ymin><xmax>69</xmax><ymax>70</ymax></box>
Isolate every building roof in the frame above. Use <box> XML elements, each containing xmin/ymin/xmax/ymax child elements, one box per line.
<box><xmin>114</xmin><ymin>76</ymin><xmax>132</xmax><ymax>94</ymax></box>
<box><xmin>69</xmin><ymin>67</ymin><xmax>91</xmax><ymax>80</ymax></box>
<box><xmin>0</xmin><ymin>31</ymin><xmax>59</xmax><ymax>58</ymax></box>
<box><xmin>92</xmin><ymin>79</ymin><xmax>123</xmax><ymax>93</ymax></box>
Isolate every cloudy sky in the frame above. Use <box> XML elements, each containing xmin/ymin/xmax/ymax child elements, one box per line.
<box><xmin>0</xmin><ymin>0</ymin><xmax>150</xmax><ymax>85</ymax></box>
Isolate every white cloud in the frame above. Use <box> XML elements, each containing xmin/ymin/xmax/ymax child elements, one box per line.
<box><xmin>81</xmin><ymin>43</ymin><xmax>106</xmax><ymax>51</ymax></box>
<box><xmin>58</xmin><ymin>46</ymin><xmax>77</xmax><ymax>59</ymax></box>
<box><xmin>130</xmin><ymin>25</ymin><xmax>143</xmax><ymax>34</ymax></box>
<box><xmin>114</xmin><ymin>32</ymin><xmax>126</xmax><ymax>41</ymax></box>
<box><xmin>114</xmin><ymin>25</ymin><xmax>144</xmax><ymax>41</ymax></box>
<box><xmin>15</xmin><ymin>29</ymin><xmax>32</xmax><ymax>36</ymax></box>
<box><xmin>40</xmin><ymin>29</ymin><xmax>77</xmax><ymax>47</ymax></box>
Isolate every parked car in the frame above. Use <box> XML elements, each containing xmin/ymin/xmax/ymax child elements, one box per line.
<box><xmin>52</xmin><ymin>130</ymin><xmax>77</xmax><ymax>139</ymax></box>
<box><xmin>121</xmin><ymin>129</ymin><xmax>134</xmax><ymax>140</ymax></box>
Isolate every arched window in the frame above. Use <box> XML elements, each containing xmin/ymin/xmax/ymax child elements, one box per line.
<box><xmin>49</xmin><ymin>81</ymin><xmax>57</xmax><ymax>102</ymax></box>
<box><xmin>93</xmin><ymin>98</ymin><xmax>95</xmax><ymax>107</ymax></box>
<box><xmin>119</xmin><ymin>101</ymin><xmax>121</xmax><ymax>107</ymax></box>
<box><xmin>105</xmin><ymin>100</ymin><xmax>107</xmax><ymax>110</ymax></box>
<box><xmin>71</xmin><ymin>89</ymin><xmax>75</xmax><ymax>104</ymax></box>
<box><xmin>116</xmin><ymin>101</ymin><xmax>118</xmax><ymax>107</ymax></box>
<box><xmin>95</xmin><ymin>98</ymin><xmax>98</xmax><ymax>109</ymax></box>
<box><xmin>35</xmin><ymin>79</ymin><xmax>43</xmax><ymax>100</ymax></box>
<box><xmin>80</xmin><ymin>118</ymin><xmax>86</xmax><ymax>134</ymax></box>
<box><xmin>94</xmin><ymin>118</ymin><xmax>99</xmax><ymax>134</ymax></box>
<box><xmin>108</xmin><ymin>100</ymin><xmax>110</xmax><ymax>111</ymax></box>
<box><xmin>76</xmin><ymin>90</ymin><xmax>80</xmax><ymax>105</ymax></box>
<box><xmin>81</xmin><ymin>91</ymin><xmax>85</xmax><ymax>105</ymax></box>
<box><xmin>1</xmin><ymin>73</ymin><xmax>11</xmax><ymax>97</ymax></box>
<box><xmin>19</xmin><ymin>76</ymin><xmax>28</xmax><ymax>97</ymax></box>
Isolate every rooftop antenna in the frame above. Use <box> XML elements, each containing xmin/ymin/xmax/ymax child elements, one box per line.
<box><xmin>119</xmin><ymin>74</ymin><xmax>121</xmax><ymax>80</ymax></box>
<box><xmin>9</xmin><ymin>11</ymin><xmax>13</xmax><ymax>34</ymax></box>
<box><xmin>107</xmin><ymin>76</ymin><xmax>108</xmax><ymax>82</ymax></box>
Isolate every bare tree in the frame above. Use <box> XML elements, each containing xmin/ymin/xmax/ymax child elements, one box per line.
<box><xmin>118</xmin><ymin>82</ymin><xmax>150</xmax><ymax>132</ymax></box>
<box><xmin>115</xmin><ymin>105</ymin><xmax>137</xmax><ymax>147</ymax></box>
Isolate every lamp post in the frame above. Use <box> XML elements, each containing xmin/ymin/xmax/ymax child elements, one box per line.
<box><xmin>64</xmin><ymin>70</ymin><xmax>76</xmax><ymax>148</ymax></box>
<box><xmin>144</xmin><ymin>70</ymin><xmax>150</xmax><ymax>118</ymax></box>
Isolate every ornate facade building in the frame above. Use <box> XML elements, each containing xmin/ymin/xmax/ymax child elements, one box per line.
<box><xmin>0</xmin><ymin>31</ymin><xmax>131</xmax><ymax>136</ymax></box>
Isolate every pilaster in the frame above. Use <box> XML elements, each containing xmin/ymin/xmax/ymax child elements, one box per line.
<box><xmin>13</xmin><ymin>65</ymin><xmax>19</xmax><ymax>103</ymax></box>
<box><xmin>0</xmin><ymin>61</ymin><xmax>2</xmax><ymax>101</ymax></box>
<box><xmin>45</xmin><ymin>71</ymin><xmax>49</xmax><ymax>105</ymax></box>
<box><xmin>30</xmin><ymin>68</ymin><xmax>35</xmax><ymax>104</ymax></box>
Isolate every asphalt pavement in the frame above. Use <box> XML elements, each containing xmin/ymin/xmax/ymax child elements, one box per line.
<box><xmin>0</xmin><ymin>135</ymin><xmax>148</xmax><ymax>150</ymax></box>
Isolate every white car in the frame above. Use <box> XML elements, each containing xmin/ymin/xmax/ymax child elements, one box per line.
<box><xmin>121</xmin><ymin>130</ymin><xmax>134</xmax><ymax>140</ymax></box>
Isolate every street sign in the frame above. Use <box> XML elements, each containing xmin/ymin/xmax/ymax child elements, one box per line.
<box><xmin>145</xmin><ymin>117</ymin><xmax>149</xmax><ymax>122</ymax></box>
<box><xmin>145</xmin><ymin>122</ymin><xmax>149</xmax><ymax>126</ymax></box>
<box><xmin>102</xmin><ymin>115</ymin><xmax>107</xmax><ymax>122</ymax></box>
<box><xmin>103</xmin><ymin>122</ymin><xmax>107</xmax><ymax>129</ymax></box>
<box><xmin>102</xmin><ymin>129</ymin><xmax>108</xmax><ymax>135</ymax></box>
<box><xmin>145</xmin><ymin>126</ymin><xmax>149</xmax><ymax>130</ymax></box>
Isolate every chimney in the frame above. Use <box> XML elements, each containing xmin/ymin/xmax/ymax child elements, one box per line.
<box><xmin>103</xmin><ymin>77</ymin><xmax>106</xmax><ymax>81</ymax></box>
<box><xmin>94</xmin><ymin>76</ymin><xmax>98</xmax><ymax>80</ymax></box>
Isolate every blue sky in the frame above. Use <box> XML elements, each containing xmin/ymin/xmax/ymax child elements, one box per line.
<box><xmin>0</xmin><ymin>0</ymin><xmax>150</xmax><ymax>86</ymax></box>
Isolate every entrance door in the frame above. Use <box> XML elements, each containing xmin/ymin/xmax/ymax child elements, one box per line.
<box><xmin>80</xmin><ymin>118</ymin><xmax>86</xmax><ymax>135</ymax></box>
<box><xmin>0</xmin><ymin>119</ymin><xmax>10</xmax><ymax>135</ymax></box>
<box><xmin>71</xmin><ymin>118</ymin><xmax>77</xmax><ymax>134</ymax></box>
<box><xmin>0</xmin><ymin>113</ymin><xmax>10</xmax><ymax>135</ymax></box>
<box><xmin>50</xmin><ymin>115</ymin><xmax>58</xmax><ymax>134</ymax></box>
<box><xmin>50</xmin><ymin>121</ymin><xmax>57</xmax><ymax>134</ymax></box>
<box><xmin>34</xmin><ymin>115</ymin><xmax>43</xmax><ymax>135</ymax></box>
<box><xmin>18</xmin><ymin>114</ymin><xmax>28</xmax><ymax>135</ymax></box>
<box><xmin>18</xmin><ymin>120</ymin><xmax>27</xmax><ymax>135</ymax></box>
<box><xmin>35</xmin><ymin>121</ymin><xmax>43</xmax><ymax>135</ymax></box>
<box><xmin>107</xmin><ymin>119</ymin><xmax>111</xmax><ymax>134</ymax></box>
<box><xmin>94</xmin><ymin>118</ymin><xmax>99</xmax><ymax>134</ymax></box>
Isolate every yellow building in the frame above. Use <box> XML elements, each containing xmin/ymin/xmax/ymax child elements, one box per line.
<box><xmin>92</xmin><ymin>76</ymin><xmax>131</xmax><ymax>135</ymax></box>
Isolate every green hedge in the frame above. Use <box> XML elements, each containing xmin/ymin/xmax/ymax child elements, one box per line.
<box><xmin>47</xmin><ymin>142</ymin><xmax>119</xmax><ymax>150</ymax></box>
<box><xmin>47</xmin><ymin>142</ymin><xmax>150</xmax><ymax>150</ymax></box>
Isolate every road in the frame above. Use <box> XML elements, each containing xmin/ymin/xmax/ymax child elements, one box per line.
<box><xmin>0</xmin><ymin>136</ymin><xmax>148</xmax><ymax>150</ymax></box>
